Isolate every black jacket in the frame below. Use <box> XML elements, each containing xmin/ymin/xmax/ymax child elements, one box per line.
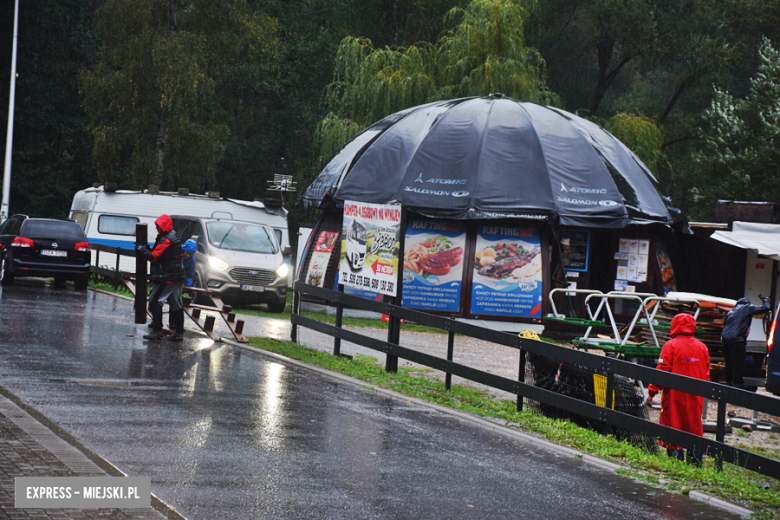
<box><xmin>721</xmin><ymin>297</ymin><xmax>770</xmax><ymax>344</ymax></box>
<box><xmin>144</xmin><ymin>229</ymin><xmax>185</xmax><ymax>283</ymax></box>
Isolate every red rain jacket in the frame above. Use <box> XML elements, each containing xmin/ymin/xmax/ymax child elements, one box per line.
<box><xmin>142</xmin><ymin>214</ymin><xmax>184</xmax><ymax>284</ymax></box>
<box><xmin>151</xmin><ymin>214</ymin><xmax>174</xmax><ymax>262</ymax></box>
<box><xmin>648</xmin><ymin>313</ymin><xmax>710</xmax><ymax>449</ymax></box>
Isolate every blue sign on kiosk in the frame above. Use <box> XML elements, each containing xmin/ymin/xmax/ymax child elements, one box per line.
<box><xmin>470</xmin><ymin>225</ymin><xmax>543</xmax><ymax>318</ymax></box>
<box><xmin>401</xmin><ymin>218</ymin><xmax>466</xmax><ymax>313</ymax></box>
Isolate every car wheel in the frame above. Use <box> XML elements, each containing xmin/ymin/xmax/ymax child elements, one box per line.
<box><xmin>74</xmin><ymin>276</ymin><xmax>88</xmax><ymax>291</ymax></box>
<box><xmin>0</xmin><ymin>255</ymin><xmax>13</xmax><ymax>286</ymax></box>
<box><xmin>267</xmin><ymin>299</ymin><xmax>286</xmax><ymax>314</ymax></box>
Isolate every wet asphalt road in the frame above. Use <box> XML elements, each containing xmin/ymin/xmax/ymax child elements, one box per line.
<box><xmin>0</xmin><ymin>283</ymin><xmax>740</xmax><ymax>520</ymax></box>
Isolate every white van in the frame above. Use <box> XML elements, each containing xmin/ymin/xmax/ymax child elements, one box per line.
<box><xmin>170</xmin><ymin>215</ymin><xmax>288</xmax><ymax>311</ymax></box>
<box><xmin>345</xmin><ymin>220</ymin><xmax>366</xmax><ymax>271</ymax></box>
<box><xmin>69</xmin><ymin>186</ymin><xmax>292</xmax><ymax>288</ymax></box>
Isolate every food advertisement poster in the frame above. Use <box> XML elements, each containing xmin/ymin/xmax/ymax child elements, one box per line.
<box><xmin>305</xmin><ymin>231</ymin><xmax>339</xmax><ymax>288</ymax></box>
<box><xmin>339</xmin><ymin>201</ymin><xmax>401</xmax><ymax>297</ymax></box>
<box><xmin>470</xmin><ymin>225</ymin><xmax>543</xmax><ymax>318</ymax></box>
<box><xmin>401</xmin><ymin>218</ymin><xmax>466</xmax><ymax>312</ymax></box>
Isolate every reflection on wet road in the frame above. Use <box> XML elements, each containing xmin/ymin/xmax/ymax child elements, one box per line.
<box><xmin>0</xmin><ymin>284</ymin><xmax>738</xmax><ymax>520</ymax></box>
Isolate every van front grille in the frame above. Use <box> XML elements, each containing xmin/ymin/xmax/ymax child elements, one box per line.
<box><xmin>229</xmin><ymin>267</ymin><xmax>276</xmax><ymax>285</ymax></box>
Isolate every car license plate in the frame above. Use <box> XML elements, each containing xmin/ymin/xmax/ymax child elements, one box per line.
<box><xmin>240</xmin><ymin>285</ymin><xmax>265</xmax><ymax>292</ymax></box>
<box><xmin>41</xmin><ymin>250</ymin><xmax>67</xmax><ymax>257</ymax></box>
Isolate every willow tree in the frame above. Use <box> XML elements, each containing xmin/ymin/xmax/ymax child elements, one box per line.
<box><xmin>438</xmin><ymin>0</ymin><xmax>554</xmax><ymax>102</ymax></box>
<box><xmin>80</xmin><ymin>0</ymin><xmax>282</xmax><ymax>191</ymax></box>
<box><xmin>313</xmin><ymin>0</ymin><xmax>558</xmax><ymax>170</ymax></box>
<box><xmin>604</xmin><ymin>113</ymin><xmax>665</xmax><ymax>173</ymax></box>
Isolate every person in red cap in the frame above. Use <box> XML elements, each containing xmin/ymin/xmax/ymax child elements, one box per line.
<box><xmin>647</xmin><ymin>313</ymin><xmax>710</xmax><ymax>464</ymax></box>
<box><xmin>137</xmin><ymin>214</ymin><xmax>186</xmax><ymax>341</ymax></box>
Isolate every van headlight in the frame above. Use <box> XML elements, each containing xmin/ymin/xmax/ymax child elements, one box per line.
<box><xmin>275</xmin><ymin>263</ymin><xmax>289</xmax><ymax>278</ymax></box>
<box><xmin>208</xmin><ymin>256</ymin><xmax>229</xmax><ymax>271</ymax></box>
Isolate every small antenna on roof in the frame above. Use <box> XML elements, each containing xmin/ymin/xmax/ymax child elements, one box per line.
<box><xmin>268</xmin><ymin>174</ymin><xmax>296</xmax><ymax>192</ymax></box>
<box><xmin>267</xmin><ymin>157</ymin><xmax>296</xmax><ymax>193</ymax></box>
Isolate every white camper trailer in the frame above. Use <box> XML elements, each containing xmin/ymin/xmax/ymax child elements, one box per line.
<box><xmin>69</xmin><ymin>186</ymin><xmax>292</xmax><ymax>289</ymax></box>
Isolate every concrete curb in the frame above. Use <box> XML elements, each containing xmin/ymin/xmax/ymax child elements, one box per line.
<box><xmin>688</xmin><ymin>491</ymin><xmax>752</xmax><ymax>517</ymax></box>
<box><xmin>90</xmin><ymin>287</ymin><xmax>134</xmax><ymax>301</ymax></box>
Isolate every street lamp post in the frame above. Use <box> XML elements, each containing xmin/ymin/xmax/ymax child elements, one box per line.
<box><xmin>1</xmin><ymin>0</ymin><xmax>20</xmax><ymax>224</ymax></box>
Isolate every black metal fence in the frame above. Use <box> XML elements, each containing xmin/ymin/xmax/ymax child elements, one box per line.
<box><xmin>291</xmin><ymin>281</ymin><xmax>780</xmax><ymax>481</ymax></box>
<box><xmin>90</xmin><ymin>244</ymin><xmax>132</xmax><ymax>287</ymax></box>
<box><xmin>90</xmin><ymin>227</ymin><xmax>148</xmax><ymax>324</ymax></box>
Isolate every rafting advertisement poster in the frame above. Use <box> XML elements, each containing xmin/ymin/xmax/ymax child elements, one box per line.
<box><xmin>402</xmin><ymin>218</ymin><xmax>466</xmax><ymax>312</ymax></box>
<box><xmin>470</xmin><ymin>225</ymin><xmax>542</xmax><ymax>317</ymax></box>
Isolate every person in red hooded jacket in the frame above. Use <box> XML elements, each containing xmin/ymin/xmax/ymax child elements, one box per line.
<box><xmin>136</xmin><ymin>215</ymin><xmax>186</xmax><ymax>341</ymax></box>
<box><xmin>647</xmin><ymin>313</ymin><xmax>710</xmax><ymax>464</ymax></box>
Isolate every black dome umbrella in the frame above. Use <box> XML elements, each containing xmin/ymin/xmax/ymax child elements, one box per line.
<box><xmin>299</xmin><ymin>94</ymin><xmax>684</xmax><ymax>229</ymax></box>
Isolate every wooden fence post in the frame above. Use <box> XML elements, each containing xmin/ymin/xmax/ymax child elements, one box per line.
<box><xmin>334</xmin><ymin>283</ymin><xmax>344</xmax><ymax>356</ymax></box>
<box><xmin>291</xmin><ymin>285</ymin><xmax>300</xmax><ymax>343</ymax></box>
<box><xmin>385</xmin><ymin>206</ymin><xmax>406</xmax><ymax>373</ymax></box>
<box><xmin>445</xmin><ymin>331</ymin><xmax>455</xmax><ymax>390</ymax></box>
<box><xmin>517</xmin><ymin>349</ymin><xmax>526</xmax><ymax>411</ymax></box>
<box><xmin>134</xmin><ymin>224</ymin><xmax>147</xmax><ymax>324</ymax></box>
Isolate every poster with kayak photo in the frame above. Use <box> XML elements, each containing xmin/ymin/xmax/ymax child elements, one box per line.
<box><xmin>401</xmin><ymin>218</ymin><xmax>466</xmax><ymax>312</ymax></box>
<box><xmin>470</xmin><ymin>225</ymin><xmax>543</xmax><ymax>318</ymax></box>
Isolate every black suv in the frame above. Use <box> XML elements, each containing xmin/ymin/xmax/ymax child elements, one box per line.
<box><xmin>0</xmin><ymin>215</ymin><xmax>91</xmax><ymax>289</ymax></box>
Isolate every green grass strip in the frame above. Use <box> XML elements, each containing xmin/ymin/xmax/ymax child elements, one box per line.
<box><xmin>90</xmin><ymin>279</ymin><xmax>148</xmax><ymax>296</ymax></box>
<box><xmin>246</xmin><ymin>335</ymin><xmax>780</xmax><ymax>518</ymax></box>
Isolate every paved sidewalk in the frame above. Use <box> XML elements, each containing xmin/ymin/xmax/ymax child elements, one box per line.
<box><xmin>0</xmin><ymin>390</ymin><xmax>176</xmax><ymax>520</ymax></box>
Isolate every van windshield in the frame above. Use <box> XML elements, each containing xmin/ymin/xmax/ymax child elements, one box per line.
<box><xmin>206</xmin><ymin>222</ymin><xmax>278</xmax><ymax>254</ymax></box>
<box><xmin>349</xmin><ymin>222</ymin><xmax>366</xmax><ymax>243</ymax></box>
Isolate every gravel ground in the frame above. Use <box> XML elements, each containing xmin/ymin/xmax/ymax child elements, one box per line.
<box><xmin>296</xmin><ymin>325</ymin><xmax>525</xmax><ymax>396</ymax></box>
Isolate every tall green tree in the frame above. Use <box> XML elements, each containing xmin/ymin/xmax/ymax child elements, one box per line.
<box><xmin>80</xmin><ymin>0</ymin><xmax>283</xmax><ymax>192</ymax></box>
<box><xmin>238</xmin><ymin>0</ymin><xmax>464</xmax><ymax>227</ymax></box>
<box><xmin>526</xmin><ymin>0</ymin><xmax>657</xmax><ymax>115</ymax></box>
<box><xmin>311</xmin><ymin>0</ymin><xmax>558</xmax><ymax>174</ymax></box>
<box><xmin>692</xmin><ymin>39</ymin><xmax>780</xmax><ymax>218</ymax></box>
<box><xmin>526</xmin><ymin>0</ymin><xmax>780</xmax><ymax>218</ymax></box>
<box><xmin>604</xmin><ymin>112</ymin><xmax>664</xmax><ymax>172</ymax></box>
